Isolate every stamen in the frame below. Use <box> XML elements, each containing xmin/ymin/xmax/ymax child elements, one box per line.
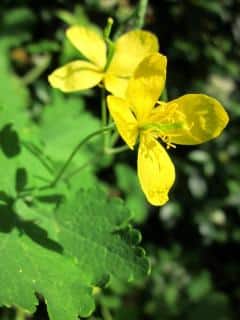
<box><xmin>161</xmin><ymin>135</ymin><xmax>176</xmax><ymax>149</ymax></box>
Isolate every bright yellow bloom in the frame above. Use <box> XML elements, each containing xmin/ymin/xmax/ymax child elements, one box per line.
<box><xmin>107</xmin><ymin>53</ymin><xmax>229</xmax><ymax>206</ymax></box>
<box><xmin>48</xmin><ymin>26</ymin><xmax>159</xmax><ymax>97</ymax></box>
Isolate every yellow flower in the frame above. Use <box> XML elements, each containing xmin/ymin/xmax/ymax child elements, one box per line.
<box><xmin>107</xmin><ymin>53</ymin><xmax>229</xmax><ymax>206</ymax></box>
<box><xmin>48</xmin><ymin>26</ymin><xmax>159</xmax><ymax>97</ymax></box>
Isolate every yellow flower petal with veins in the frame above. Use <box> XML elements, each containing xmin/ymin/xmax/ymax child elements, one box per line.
<box><xmin>105</xmin><ymin>30</ymin><xmax>159</xmax><ymax>97</ymax></box>
<box><xmin>138</xmin><ymin>134</ymin><xmax>175</xmax><ymax>206</ymax></box>
<box><xmin>126</xmin><ymin>53</ymin><xmax>167</xmax><ymax>121</ymax></box>
<box><xmin>48</xmin><ymin>60</ymin><xmax>104</xmax><ymax>92</ymax></box>
<box><xmin>66</xmin><ymin>26</ymin><xmax>107</xmax><ymax>69</ymax></box>
<box><xmin>107</xmin><ymin>96</ymin><xmax>138</xmax><ymax>149</ymax></box>
<box><xmin>150</xmin><ymin>94</ymin><xmax>229</xmax><ymax>145</ymax></box>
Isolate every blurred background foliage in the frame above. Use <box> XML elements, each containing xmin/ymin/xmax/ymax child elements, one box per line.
<box><xmin>0</xmin><ymin>0</ymin><xmax>239</xmax><ymax>319</ymax></box>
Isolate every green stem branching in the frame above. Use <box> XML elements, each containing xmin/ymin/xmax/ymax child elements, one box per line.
<box><xmin>20</xmin><ymin>124</ymin><xmax>115</xmax><ymax>196</ymax></box>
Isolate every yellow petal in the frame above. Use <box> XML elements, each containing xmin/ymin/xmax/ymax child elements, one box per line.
<box><xmin>137</xmin><ymin>133</ymin><xmax>175</xmax><ymax>206</ymax></box>
<box><xmin>48</xmin><ymin>60</ymin><xmax>104</xmax><ymax>92</ymax></box>
<box><xmin>107</xmin><ymin>96</ymin><xmax>138</xmax><ymax>149</ymax></box>
<box><xmin>105</xmin><ymin>30</ymin><xmax>159</xmax><ymax>96</ymax></box>
<box><xmin>127</xmin><ymin>53</ymin><xmax>167</xmax><ymax>121</ymax></box>
<box><xmin>66</xmin><ymin>26</ymin><xmax>107</xmax><ymax>68</ymax></box>
<box><xmin>104</xmin><ymin>73</ymin><xmax>129</xmax><ymax>98</ymax></box>
<box><xmin>152</xmin><ymin>94</ymin><xmax>229</xmax><ymax>145</ymax></box>
<box><xmin>108</xmin><ymin>30</ymin><xmax>159</xmax><ymax>76</ymax></box>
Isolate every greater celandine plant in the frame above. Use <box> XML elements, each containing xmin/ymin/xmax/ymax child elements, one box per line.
<box><xmin>48</xmin><ymin>20</ymin><xmax>229</xmax><ymax>206</ymax></box>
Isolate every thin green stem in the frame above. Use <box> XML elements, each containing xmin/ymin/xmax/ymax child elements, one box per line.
<box><xmin>22</xmin><ymin>55</ymin><xmax>51</xmax><ymax>85</ymax></box>
<box><xmin>135</xmin><ymin>0</ymin><xmax>149</xmax><ymax>29</ymax></box>
<box><xmin>104</xmin><ymin>40</ymin><xmax>115</xmax><ymax>71</ymax></box>
<box><xmin>103</xmin><ymin>17</ymin><xmax>114</xmax><ymax>40</ymax></box>
<box><xmin>101</xmin><ymin>88</ymin><xmax>107</xmax><ymax>128</ymax></box>
<box><xmin>101</xmin><ymin>305</ymin><xmax>113</xmax><ymax>320</ymax></box>
<box><xmin>22</xmin><ymin>141</ymin><xmax>54</xmax><ymax>174</ymax></box>
<box><xmin>109</xmin><ymin>130</ymin><xmax>119</xmax><ymax>147</ymax></box>
<box><xmin>101</xmin><ymin>87</ymin><xmax>109</xmax><ymax>149</ymax></box>
<box><xmin>63</xmin><ymin>151</ymin><xmax>103</xmax><ymax>181</ymax></box>
<box><xmin>103</xmin><ymin>17</ymin><xmax>115</xmax><ymax>71</ymax></box>
<box><xmin>20</xmin><ymin>124</ymin><xmax>114</xmax><ymax>195</ymax></box>
<box><xmin>52</xmin><ymin>124</ymin><xmax>113</xmax><ymax>186</ymax></box>
<box><xmin>15</xmin><ymin>309</ymin><xmax>27</xmax><ymax>320</ymax></box>
<box><xmin>114</xmin><ymin>0</ymin><xmax>148</xmax><ymax>39</ymax></box>
<box><xmin>53</xmin><ymin>143</ymin><xmax>129</xmax><ymax>182</ymax></box>
<box><xmin>105</xmin><ymin>145</ymin><xmax>129</xmax><ymax>155</ymax></box>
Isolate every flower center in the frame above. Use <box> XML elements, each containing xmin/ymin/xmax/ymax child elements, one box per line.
<box><xmin>139</xmin><ymin>122</ymin><xmax>184</xmax><ymax>149</ymax></box>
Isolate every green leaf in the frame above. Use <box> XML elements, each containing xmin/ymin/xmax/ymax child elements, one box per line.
<box><xmin>53</xmin><ymin>188</ymin><xmax>149</xmax><ymax>283</ymax></box>
<box><xmin>39</xmin><ymin>92</ymin><xmax>100</xmax><ymax>166</ymax></box>
<box><xmin>0</xmin><ymin>202</ymin><xmax>94</xmax><ymax>320</ymax></box>
<box><xmin>0</xmin><ymin>130</ymin><xmax>53</xmax><ymax>198</ymax></box>
<box><xmin>0</xmin><ymin>41</ymin><xmax>30</xmax><ymax>126</ymax></box>
<box><xmin>115</xmin><ymin>164</ymin><xmax>148</xmax><ymax>223</ymax></box>
<box><xmin>32</xmin><ymin>91</ymin><xmax>105</xmax><ymax>190</ymax></box>
<box><xmin>17</xmin><ymin>187</ymin><xmax>149</xmax><ymax>284</ymax></box>
<box><xmin>0</xmin><ymin>187</ymin><xmax>149</xmax><ymax>320</ymax></box>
